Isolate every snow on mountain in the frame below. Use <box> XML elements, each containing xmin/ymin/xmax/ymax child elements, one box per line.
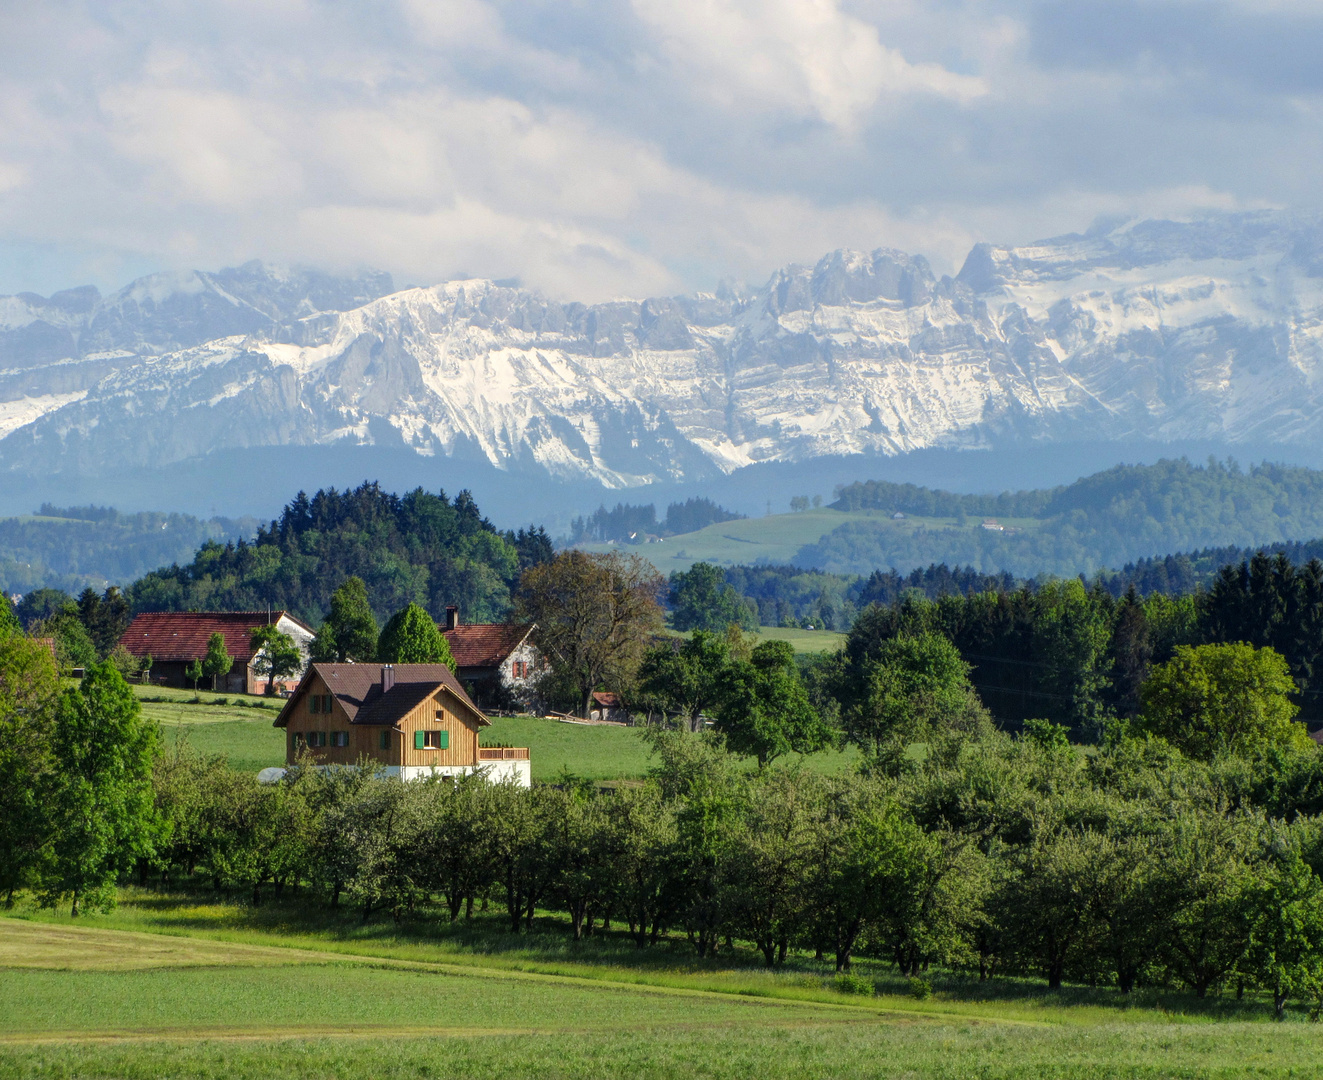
<box><xmin>6</xmin><ymin>211</ymin><xmax>1323</xmax><ymax>489</ymax></box>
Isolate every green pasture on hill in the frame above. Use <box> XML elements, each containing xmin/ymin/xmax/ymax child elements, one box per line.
<box><xmin>573</xmin><ymin>507</ymin><xmax>1043</xmax><ymax>574</ymax></box>
<box><xmin>664</xmin><ymin>624</ymin><xmax>847</xmax><ymax>654</ymax></box>
<box><xmin>3</xmin><ymin>909</ymin><xmax>1321</xmax><ymax>1079</ymax></box>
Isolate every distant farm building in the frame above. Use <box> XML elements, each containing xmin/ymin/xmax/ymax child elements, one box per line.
<box><xmin>441</xmin><ymin>607</ymin><xmax>542</xmax><ymax>710</ymax></box>
<box><xmin>589</xmin><ymin>691</ymin><xmax>630</xmax><ymax>724</ymax></box>
<box><xmin>275</xmin><ymin>662</ymin><xmax>530</xmax><ymax>785</ymax></box>
<box><xmin>119</xmin><ymin>611</ymin><xmax>315</xmax><ymax>693</ymax></box>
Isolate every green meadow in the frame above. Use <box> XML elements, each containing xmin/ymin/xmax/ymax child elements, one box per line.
<box><xmin>3</xmin><ymin>902</ymin><xmax>1321</xmax><ymax>1080</ymax></box>
<box><xmin>136</xmin><ymin>691</ymin><xmax>858</xmax><ymax>781</ymax></box>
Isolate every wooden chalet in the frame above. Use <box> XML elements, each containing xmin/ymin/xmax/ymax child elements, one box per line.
<box><xmin>274</xmin><ymin>662</ymin><xmax>531</xmax><ymax>785</ymax></box>
<box><xmin>119</xmin><ymin>610</ymin><xmax>315</xmax><ymax>693</ymax></box>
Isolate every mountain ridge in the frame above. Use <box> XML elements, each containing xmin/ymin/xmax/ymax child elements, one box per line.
<box><xmin>6</xmin><ymin>210</ymin><xmax>1323</xmax><ymax>495</ymax></box>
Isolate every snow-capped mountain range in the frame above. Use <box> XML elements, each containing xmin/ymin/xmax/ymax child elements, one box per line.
<box><xmin>5</xmin><ymin>211</ymin><xmax>1323</xmax><ymax>491</ymax></box>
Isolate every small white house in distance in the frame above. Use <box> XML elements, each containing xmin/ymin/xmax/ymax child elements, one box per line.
<box><xmin>274</xmin><ymin>662</ymin><xmax>531</xmax><ymax>785</ymax></box>
<box><xmin>441</xmin><ymin>607</ymin><xmax>543</xmax><ymax>710</ymax></box>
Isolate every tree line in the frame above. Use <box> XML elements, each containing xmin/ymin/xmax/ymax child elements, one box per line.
<box><xmin>824</xmin><ymin>550</ymin><xmax>1323</xmax><ymax>735</ymax></box>
<box><xmin>569</xmin><ymin>497</ymin><xmax>743</xmax><ymax>543</ymax></box>
<box><xmin>806</xmin><ymin>458</ymin><xmax>1323</xmax><ymax>579</ymax></box>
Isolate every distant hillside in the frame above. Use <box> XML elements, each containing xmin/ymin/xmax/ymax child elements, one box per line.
<box><xmin>0</xmin><ymin>505</ymin><xmax>258</xmax><ymax>595</ymax></box>
<box><xmin>798</xmin><ymin>459</ymin><xmax>1323</xmax><ymax>578</ymax></box>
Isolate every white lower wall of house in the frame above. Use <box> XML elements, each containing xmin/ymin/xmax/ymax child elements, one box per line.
<box><xmin>393</xmin><ymin>762</ymin><xmax>531</xmax><ymax>787</ymax></box>
<box><xmin>478</xmin><ymin>759</ymin><xmax>532</xmax><ymax>787</ymax></box>
<box><xmin>260</xmin><ymin>762</ymin><xmax>532</xmax><ymax>787</ymax></box>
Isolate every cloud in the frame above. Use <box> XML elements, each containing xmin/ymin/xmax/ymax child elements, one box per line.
<box><xmin>631</xmin><ymin>0</ymin><xmax>986</xmax><ymax>130</ymax></box>
<box><xmin>1</xmin><ymin>0</ymin><xmax>1323</xmax><ymax>299</ymax></box>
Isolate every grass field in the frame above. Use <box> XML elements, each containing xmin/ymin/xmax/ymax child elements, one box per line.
<box><xmin>665</xmin><ymin>624</ymin><xmax>847</xmax><ymax>654</ymax></box>
<box><xmin>574</xmin><ymin>507</ymin><xmax>1045</xmax><ymax>575</ymax></box>
<box><xmin>143</xmin><ymin>707</ymin><xmax>858</xmax><ymax>781</ymax></box>
<box><xmin>3</xmin><ymin>907</ymin><xmax>1321</xmax><ymax>1079</ymax></box>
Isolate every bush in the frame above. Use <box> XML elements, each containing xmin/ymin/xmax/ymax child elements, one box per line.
<box><xmin>833</xmin><ymin>973</ymin><xmax>875</xmax><ymax>996</ymax></box>
<box><xmin>908</xmin><ymin>977</ymin><xmax>933</xmax><ymax>1001</ymax></box>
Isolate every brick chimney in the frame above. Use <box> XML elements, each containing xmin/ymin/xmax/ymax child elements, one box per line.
<box><xmin>444</xmin><ymin>606</ymin><xmax>459</xmax><ymax>631</ymax></box>
<box><xmin>380</xmin><ymin>664</ymin><xmax>394</xmax><ymax>692</ymax></box>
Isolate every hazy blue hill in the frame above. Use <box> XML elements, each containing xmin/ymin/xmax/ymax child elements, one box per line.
<box><xmin>798</xmin><ymin>458</ymin><xmax>1323</xmax><ymax>578</ymax></box>
<box><xmin>0</xmin><ymin>505</ymin><xmax>259</xmax><ymax>595</ymax></box>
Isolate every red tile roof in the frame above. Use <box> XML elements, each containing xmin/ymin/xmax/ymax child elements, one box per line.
<box><xmin>443</xmin><ymin>623</ymin><xmax>533</xmax><ymax>670</ymax></box>
<box><xmin>275</xmin><ymin>663</ymin><xmax>485</xmax><ymax>728</ymax></box>
<box><xmin>119</xmin><ymin>611</ymin><xmax>313</xmax><ymax>662</ymax></box>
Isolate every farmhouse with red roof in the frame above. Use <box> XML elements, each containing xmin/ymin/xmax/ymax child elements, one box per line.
<box><xmin>119</xmin><ymin>610</ymin><xmax>316</xmax><ymax>693</ymax></box>
<box><xmin>441</xmin><ymin>606</ymin><xmax>542</xmax><ymax>710</ymax></box>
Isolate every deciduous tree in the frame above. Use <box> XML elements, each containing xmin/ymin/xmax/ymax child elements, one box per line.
<box><xmin>1139</xmin><ymin>643</ymin><xmax>1309</xmax><ymax>760</ymax></box>
<box><xmin>517</xmin><ymin>550</ymin><xmax>663</xmax><ymax>717</ymax></box>
<box><xmin>377</xmin><ymin>603</ymin><xmax>454</xmax><ymax>669</ymax></box>
<box><xmin>202</xmin><ymin>632</ymin><xmax>233</xmax><ymax>691</ymax></box>
<box><xmin>715</xmin><ymin>640</ymin><xmax>829</xmax><ymax>768</ymax></box>
<box><xmin>311</xmin><ymin>577</ymin><xmax>379</xmax><ymax>663</ymax></box>
<box><xmin>41</xmin><ymin>662</ymin><xmax>159</xmax><ymax>915</ymax></box>
<box><xmin>249</xmin><ymin>625</ymin><xmax>302</xmax><ymax>695</ymax></box>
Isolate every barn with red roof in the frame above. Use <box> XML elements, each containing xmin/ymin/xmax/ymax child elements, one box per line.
<box><xmin>119</xmin><ymin>610</ymin><xmax>316</xmax><ymax>693</ymax></box>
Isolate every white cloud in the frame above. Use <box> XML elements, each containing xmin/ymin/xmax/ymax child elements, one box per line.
<box><xmin>2</xmin><ymin>0</ymin><xmax>1323</xmax><ymax>300</ymax></box>
<box><xmin>632</xmin><ymin>0</ymin><xmax>985</xmax><ymax>130</ymax></box>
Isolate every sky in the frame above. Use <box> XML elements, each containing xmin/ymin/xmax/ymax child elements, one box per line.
<box><xmin>1</xmin><ymin>0</ymin><xmax>1319</xmax><ymax>302</ymax></box>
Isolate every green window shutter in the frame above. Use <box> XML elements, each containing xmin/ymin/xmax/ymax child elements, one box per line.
<box><xmin>379</xmin><ymin>731</ymin><xmax>389</xmax><ymax>750</ymax></box>
<box><xmin>414</xmin><ymin>730</ymin><xmax>425</xmax><ymax>750</ymax></box>
<box><xmin>438</xmin><ymin>731</ymin><xmax>449</xmax><ymax>750</ymax></box>
<box><xmin>309</xmin><ymin>695</ymin><xmax>318</xmax><ymax>714</ymax></box>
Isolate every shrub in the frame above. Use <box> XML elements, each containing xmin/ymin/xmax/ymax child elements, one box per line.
<box><xmin>908</xmin><ymin>977</ymin><xmax>933</xmax><ymax>1001</ymax></box>
<box><xmin>833</xmin><ymin>973</ymin><xmax>875</xmax><ymax>996</ymax></box>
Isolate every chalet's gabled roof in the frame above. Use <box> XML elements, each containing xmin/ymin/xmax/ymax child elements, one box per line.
<box><xmin>443</xmin><ymin>622</ymin><xmax>534</xmax><ymax>669</ymax></box>
<box><xmin>275</xmin><ymin>663</ymin><xmax>487</xmax><ymax>729</ymax></box>
<box><xmin>119</xmin><ymin>611</ymin><xmax>314</xmax><ymax>662</ymax></box>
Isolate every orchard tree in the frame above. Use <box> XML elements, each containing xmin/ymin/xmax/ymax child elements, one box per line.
<box><xmin>638</xmin><ymin>630</ymin><xmax>731</xmax><ymax>732</ymax></box>
<box><xmin>312</xmin><ymin>577</ymin><xmax>379</xmax><ymax>663</ymax></box>
<box><xmin>185</xmin><ymin>658</ymin><xmax>204</xmax><ymax>691</ymax></box>
<box><xmin>249</xmin><ymin>625</ymin><xmax>302</xmax><ymax>695</ymax></box>
<box><xmin>0</xmin><ymin>629</ymin><xmax>61</xmax><ymax>904</ymax></box>
<box><xmin>377</xmin><ymin>603</ymin><xmax>455</xmax><ymax>669</ymax></box>
<box><xmin>41</xmin><ymin>662</ymin><xmax>159</xmax><ymax>915</ymax></box>
<box><xmin>1246</xmin><ymin>841</ymin><xmax>1323</xmax><ymax>1018</ymax></box>
<box><xmin>517</xmin><ymin>550</ymin><xmax>663</xmax><ymax>717</ymax></box>
<box><xmin>715</xmin><ymin>640</ymin><xmax>829</xmax><ymax>768</ymax></box>
<box><xmin>1138</xmin><ymin>643</ymin><xmax>1309</xmax><ymax>760</ymax></box>
<box><xmin>842</xmin><ymin>632</ymin><xmax>984</xmax><ymax>769</ymax></box>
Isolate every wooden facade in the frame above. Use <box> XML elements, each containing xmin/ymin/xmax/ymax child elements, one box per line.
<box><xmin>275</xmin><ymin>662</ymin><xmax>528</xmax><ymax>783</ymax></box>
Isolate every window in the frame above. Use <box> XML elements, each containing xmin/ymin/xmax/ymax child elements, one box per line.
<box><xmin>331</xmin><ymin>732</ymin><xmax>349</xmax><ymax>748</ymax></box>
<box><xmin>292</xmin><ymin>732</ymin><xmax>304</xmax><ymax>747</ymax></box>
<box><xmin>379</xmin><ymin>731</ymin><xmax>391</xmax><ymax>750</ymax></box>
<box><xmin>313</xmin><ymin>731</ymin><xmax>327</xmax><ymax>748</ymax></box>
<box><xmin>309</xmin><ymin>694</ymin><xmax>320</xmax><ymax>714</ymax></box>
<box><xmin>416</xmin><ymin>730</ymin><xmax>449</xmax><ymax>750</ymax></box>
<box><xmin>512</xmin><ymin>660</ymin><xmax>528</xmax><ymax>679</ymax></box>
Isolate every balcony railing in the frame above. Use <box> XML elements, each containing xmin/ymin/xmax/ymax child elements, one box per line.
<box><xmin>479</xmin><ymin>746</ymin><xmax>530</xmax><ymax>761</ymax></box>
